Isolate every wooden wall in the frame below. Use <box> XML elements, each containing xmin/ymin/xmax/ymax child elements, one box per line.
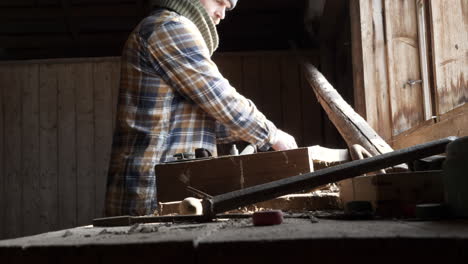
<box><xmin>0</xmin><ymin>51</ymin><xmax>343</xmax><ymax>239</ymax></box>
<box><xmin>0</xmin><ymin>57</ymin><xmax>120</xmax><ymax>240</ymax></box>
<box><xmin>351</xmin><ymin>0</ymin><xmax>467</xmax><ymax>148</ymax></box>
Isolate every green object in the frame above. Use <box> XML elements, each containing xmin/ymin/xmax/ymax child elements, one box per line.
<box><xmin>443</xmin><ymin>137</ymin><xmax>468</xmax><ymax>218</ymax></box>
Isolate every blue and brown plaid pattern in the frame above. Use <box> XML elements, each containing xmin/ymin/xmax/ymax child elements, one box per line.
<box><xmin>105</xmin><ymin>9</ymin><xmax>278</xmax><ymax>216</ymax></box>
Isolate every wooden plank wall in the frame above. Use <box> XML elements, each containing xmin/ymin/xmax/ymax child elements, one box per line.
<box><xmin>0</xmin><ymin>51</ymin><xmax>341</xmax><ymax>239</ymax></box>
<box><xmin>429</xmin><ymin>0</ymin><xmax>468</xmax><ymax>115</ymax></box>
<box><xmin>0</xmin><ymin>57</ymin><xmax>120</xmax><ymax>239</ymax></box>
<box><xmin>351</xmin><ymin>0</ymin><xmax>467</xmax><ymax>148</ymax></box>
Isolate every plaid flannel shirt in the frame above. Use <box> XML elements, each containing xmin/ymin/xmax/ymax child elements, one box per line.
<box><xmin>105</xmin><ymin>9</ymin><xmax>278</xmax><ymax>216</ymax></box>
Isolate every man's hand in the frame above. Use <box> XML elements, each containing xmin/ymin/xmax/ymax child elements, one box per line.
<box><xmin>271</xmin><ymin>130</ymin><xmax>298</xmax><ymax>151</ymax></box>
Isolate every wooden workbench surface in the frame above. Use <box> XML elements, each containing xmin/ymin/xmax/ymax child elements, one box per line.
<box><xmin>1</xmin><ymin>218</ymin><xmax>468</xmax><ymax>263</ymax></box>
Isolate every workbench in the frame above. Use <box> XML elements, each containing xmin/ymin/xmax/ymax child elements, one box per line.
<box><xmin>1</xmin><ymin>217</ymin><xmax>467</xmax><ymax>264</ymax></box>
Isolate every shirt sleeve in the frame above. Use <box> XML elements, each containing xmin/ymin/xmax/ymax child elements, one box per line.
<box><xmin>145</xmin><ymin>17</ymin><xmax>278</xmax><ymax>151</ymax></box>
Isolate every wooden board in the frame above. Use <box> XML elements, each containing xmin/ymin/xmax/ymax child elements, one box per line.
<box><xmin>57</xmin><ymin>63</ymin><xmax>77</xmax><ymax>230</ymax></box>
<box><xmin>350</xmin><ymin>0</ymin><xmax>392</xmax><ymax>140</ymax></box>
<box><xmin>0</xmin><ymin>65</ymin><xmax>4</xmax><ymax>238</ymax></box>
<box><xmin>2</xmin><ymin>65</ymin><xmax>23</xmax><ymax>238</ymax></box>
<box><xmin>390</xmin><ymin>103</ymin><xmax>468</xmax><ymax>150</ymax></box>
<box><xmin>21</xmin><ymin>64</ymin><xmax>40</xmax><ymax>236</ymax></box>
<box><xmin>213</xmin><ymin>55</ymin><xmax>243</xmax><ymax>93</ymax></box>
<box><xmin>429</xmin><ymin>0</ymin><xmax>468</xmax><ymax>115</ymax></box>
<box><xmin>155</xmin><ymin>148</ymin><xmax>314</xmax><ymax>202</ymax></box>
<box><xmin>260</xmin><ymin>55</ymin><xmax>283</xmax><ymax>127</ymax></box>
<box><xmin>242</xmin><ymin>56</ymin><xmax>263</xmax><ymax>113</ymax></box>
<box><xmin>39</xmin><ymin>63</ymin><xmax>59</xmax><ymax>234</ymax></box>
<box><xmin>93</xmin><ymin>61</ymin><xmax>114</xmax><ymax>218</ymax></box>
<box><xmin>280</xmin><ymin>56</ymin><xmax>302</xmax><ymax>145</ymax></box>
<box><xmin>75</xmin><ymin>63</ymin><xmax>95</xmax><ymax>226</ymax></box>
<box><xmin>384</xmin><ymin>0</ymin><xmax>425</xmax><ymax>135</ymax></box>
<box><xmin>300</xmin><ymin>56</ymin><xmax>322</xmax><ymax>147</ymax></box>
<box><xmin>110</xmin><ymin>60</ymin><xmax>120</xmax><ymax>131</ymax></box>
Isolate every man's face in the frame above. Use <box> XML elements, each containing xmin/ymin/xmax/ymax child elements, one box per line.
<box><xmin>200</xmin><ymin>0</ymin><xmax>232</xmax><ymax>25</ymax></box>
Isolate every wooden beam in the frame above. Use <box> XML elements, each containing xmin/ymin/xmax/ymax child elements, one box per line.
<box><xmin>303</xmin><ymin>62</ymin><xmax>394</xmax><ymax>156</ymax></box>
<box><xmin>391</xmin><ymin>103</ymin><xmax>468</xmax><ymax>149</ymax></box>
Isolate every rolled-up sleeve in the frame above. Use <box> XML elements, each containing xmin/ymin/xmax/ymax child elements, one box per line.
<box><xmin>145</xmin><ymin>18</ymin><xmax>278</xmax><ymax>150</ymax></box>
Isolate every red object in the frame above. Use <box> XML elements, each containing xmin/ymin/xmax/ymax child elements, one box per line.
<box><xmin>252</xmin><ymin>210</ymin><xmax>284</xmax><ymax>226</ymax></box>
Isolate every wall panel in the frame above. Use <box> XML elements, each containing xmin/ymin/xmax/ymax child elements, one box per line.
<box><xmin>0</xmin><ymin>59</ymin><xmax>4</xmax><ymax>239</ymax></box>
<box><xmin>75</xmin><ymin>63</ymin><xmax>95</xmax><ymax>226</ymax></box>
<box><xmin>3</xmin><ymin>65</ymin><xmax>23</xmax><ymax>238</ymax></box>
<box><xmin>39</xmin><ymin>63</ymin><xmax>59</xmax><ymax>234</ymax></box>
<box><xmin>21</xmin><ymin>64</ymin><xmax>40</xmax><ymax>236</ymax></box>
<box><xmin>384</xmin><ymin>0</ymin><xmax>425</xmax><ymax>135</ymax></box>
<box><xmin>430</xmin><ymin>0</ymin><xmax>468</xmax><ymax>115</ymax></box>
<box><xmin>57</xmin><ymin>63</ymin><xmax>77</xmax><ymax>230</ymax></box>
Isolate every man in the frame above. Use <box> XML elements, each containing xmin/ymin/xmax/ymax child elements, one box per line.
<box><xmin>105</xmin><ymin>0</ymin><xmax>298</xmax><ymax>216</ymax></box>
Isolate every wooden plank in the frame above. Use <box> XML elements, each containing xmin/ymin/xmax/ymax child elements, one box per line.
<box><xmin>260</xmin><ymin>55</ymin><xmax>283</xmax><ymax>127</ymax></box>
<box><xmin>303</xmin><ymin>63</ymin><xmax>394</xmax><ymax>156</ymax></box>
<box><xmin>57</xmin><ymin>63</ymin><xmax>77</xmax><ymax>230</ymax></box>
<box><xmin>416</xmin><ymin>0</ymin><xmax>433</xmax><ymax>120</ymax></box>
<box><xmin>93</xmin><ymin>61</ymin><xmax>114</xmax><ymax>218</ymax></box>
<box><xmin>429</xmin><ymin>0</ymin><xmax>468</xmax><ymax>115</ymax></box>
<box><xmin>280</xmin><ymin>56</ymin><xmax>302</xmax><ymax>146</ymax></box>
<box><xmin>76</xmin><ymin>63</ymin><xmax>95</xmax><ymax>226</ymax></box>
<box><xmin>350</xmin><ymin>0</ymin><xmax>392</xmax><ymax>140</ymax></box>
<box><xmin>391</xmin><ymin>103</ymin><xmax>468</xmax><ymax>150</ymax></box>
<box><xmin>155</xmin><ymin>147</ymin><xmax>314</xmax><ymax>202</ymax></box>
<box><xmin>0</xmin><ymin>66</ymin><xmax>4</xmax><ymax>238</ymax></box>
<box><xmin>213</xmin><ymin>55</ymin><xmax>243</xmax><ymax>93</ymax></box>
<box><xmin>21</xmin><ymin>64</ymin><xmax>41</xmax><ymax>237</ymax></box>
<box><xmin>39</xmin><ymin>64</ymin><xmax>59</xmax><ymax>234</ymax></box>
<box><xmin>242</xmin><ymin>56</ymin><xmax>264</xmax><ymax>115</ymax></box>
<box><xmin>384</xmin><ymin>0</ymin><xmax>425</xmax><ymax>135</ymax></box>
<box><xmin>3</xmin><ymin>65</ymin><xmax>23</xmax><ymax>238</ymax></box>
<box><xmin>110</xmin><ymin>60</ymin><xmax>120</xmax><ymax>131</ymax></box>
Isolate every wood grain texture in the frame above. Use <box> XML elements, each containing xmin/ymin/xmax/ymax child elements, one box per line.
<box><xmin>429</xmin><ymin>0</ymin><xmax>468</xmax><ymax>115</ymax></box>
<box><xmin>110</xmin><ymin>60</ymin><xmax>120</xmax><ymax>131</ymax></box>
<box><xmin>384</xmin><ymin>0</ymin><xmax>425</xmax><ymax>135</ymax></box>
<box><xmin>93</xmin><ymin>61</ymin><xmax>114</xmax><ymax>218</ymax></box>
<box><xmin>300</xmin><ymin>56</ymin><xmax>323</xmax><ymax>147</ymax></box>
<box><xmin>350</xmin><ymin>0</ymin><xmax>392</xmax><ymax>139</ymax></box>
<box><xmin>260</xmin><ymin>55</ymin><xmax>283</xmax><ymax>128</ymax></box>
<box><xmin>0</xmin><ymin>65</ymin><xmax>4</xmax><ymax>238</ymax></box>
<box><xmin>155</xmin><ymin>148</ymin><xmax>314</xmax><ymax>202</ymax></box>
<box><xmin>242</xmin><ymin>56</ymin><xmax>263</xmax><ymax>113</ymax></box>
<box><xmin>280</xmin><ymin>56</ymin><xmax>302</xmax><ymax>145</ymax></box>
<box><xmin>213</xmin><ymin>55</ymin><xmax>243</xmax><ymax>93</ymax></box>
<box><xmin>39</xmin><ymin>63</ymin><xmax>59</xmax><ymax>234</ymax></box>
<box><xmin>303</xmin><ymin>63</ymin><xmax>394</xmax><ymax>156</ymax></box>
<box><xmin>391</xmin><ymin>103</ymin><xmax>468</xmax><ymax>149</ymax></box>
<box><xmin>4</xmin><ymin>65</ymin><xmax>23</xmax><ymax>238</ymax></box>
<box><xmin>21</xmin><ymin>64</ymin><xmax>40</xmax><ymax>236</ymax></box>
<box><xmin>75</xmin><ymin>63</ymin><xmax>95</xmax><ymax>226</ymax></box>
<box><xmin>57</xmin><ymin>63</ymin><xmax>77</xmax><ymax>230</ymax></box>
